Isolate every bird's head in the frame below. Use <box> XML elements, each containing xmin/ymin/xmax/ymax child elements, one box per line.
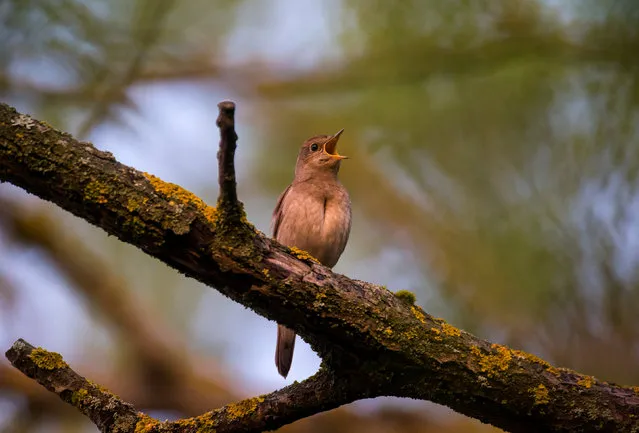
<box><xmin>294</xmin><ymin>129</ymin><xmax>347</xmax><ymax>179</ymax></box>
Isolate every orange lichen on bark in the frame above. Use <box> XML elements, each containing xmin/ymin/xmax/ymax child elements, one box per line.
<box><xmin>289</xmin><ymin>246</ymin><xmax>319</xmax><ymax>263</ymax></box>
<box><xmin>471</xmin><ymin>344</ymin><xmax>512</xmax><ymax>378</ymax></box>
<box><xmin>440</xmin><ymin>322</ymin><xmax>462</xmax><ymax>337</ymax></box>
<box><xmin>84</xmin><ymin>180</ymin><xmax>109</xmax><ymax>204</ymax></box>
<box><xmin>225</xmin><ymin>396</ymin><xmax>265</xmax><ymax>421</ymax></box>
<box><xmin>511</xmin><ymin>348</ymin><xmax>561</xmax><ymax>376</ymax></box>
<box><xmin>532</xmin><ymin>384</ymin><xmax>550</xmax><ymax>405</ymax></box>
<box><xmin>134</xmin><ymin>413</ymin><xmax>160</xmax><ymax>433</ymax></box>
<box><xmin>143</xmin><ymin>172</ymin><xmax>217</xmax><ymax>224</ymax></box>
<box><xmin>411</xmin><ymin>305</ymin><xmax>427</xmax><ymax>324</ymax></box>
<box><xmin>577</xmin><ymin>375</ymin><xmax>595</xmax><ymax>388</ymax></box>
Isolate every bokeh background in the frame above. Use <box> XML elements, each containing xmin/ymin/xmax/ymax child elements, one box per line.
<box><xmin>1</xmin><ymin>1</ymin><xmax>639</xmax><ymax>432</ymax></box>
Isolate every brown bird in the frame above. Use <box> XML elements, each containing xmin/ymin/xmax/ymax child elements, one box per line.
<box><xmin>271</xmin><ymin>129</ymin><xmax>352</xmax><ymax>378</ymax></box>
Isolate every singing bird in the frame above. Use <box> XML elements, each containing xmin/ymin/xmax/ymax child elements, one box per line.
<box><xmin>271</xmin><ymin>129</ymin><xmax>352</xmax><ymax>378</ymax></box>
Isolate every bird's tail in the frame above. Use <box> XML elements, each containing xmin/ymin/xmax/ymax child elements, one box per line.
<box><xmin>275</xmin><ymin>324</ymin><xmax>296</xmax><ymax>378</ymax></box>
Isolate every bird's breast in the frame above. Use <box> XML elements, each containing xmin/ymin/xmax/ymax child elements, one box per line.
<box><xmin>275</xmin><ymin>184</ymin><xmax>351</xmax><ymax>268</ymax></box>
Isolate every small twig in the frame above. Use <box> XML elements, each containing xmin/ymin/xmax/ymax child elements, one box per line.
<box><xmin>5</xmin><ymin>339</ymin><xmax>139</xmax><ymax>433</ymax></box>
<box><xmin>216</xmin><ymin>100</ymin><xmax>239</xmax><ymax>210</ymax></box>
<box><xmin>5</xmin><ymin>339</ymin><xmax>364</xmax><ymax>433</ymax></box>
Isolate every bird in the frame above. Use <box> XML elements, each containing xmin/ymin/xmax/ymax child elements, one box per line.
<box><xmin>271</xmin><ymin>129</ymin><xmax>352</xmax><ymax>378</ymax></box>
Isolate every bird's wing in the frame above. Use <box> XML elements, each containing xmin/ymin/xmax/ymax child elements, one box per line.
<box><xmin>271</xmin><ymin>184</ymin><xmax>292</xmax><ymax>239</ymax></box>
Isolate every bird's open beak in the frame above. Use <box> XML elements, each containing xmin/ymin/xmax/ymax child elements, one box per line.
<box><xmin>323</xmin><ymin>129</ymin><xmax>348</xmax><ymax>159</ymax></box>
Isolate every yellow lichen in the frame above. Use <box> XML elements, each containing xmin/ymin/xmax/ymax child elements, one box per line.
<box><xmin>71</xmin><ymin>388</ymin><xmax>89</xmax><ymax>406</ymax></box>
<box><xmin>173</xmin><ymin>414</ymin><xmax>217</xmax><ymax>432</ymax></box>
<box><xmin>288</xmin><ymin>246</ymin><xmax>319</xmax><ymax>263</ymax></box>
<box><xmin>313</xmin><ymin>291</ymin><xmax>328</xmax><ymax>308</ymax></box>
<box><xmin>440</xmin><ymin>322</ymin><xmax>462</xmax><ymax>338</ymax></box>
<box><xmin>84</xmin><ymin>180</ymin><xmax>109</xmax><ymax>204</ymax></box>
<box><xmin>532</xmin><ymin>384</ymin><xmax>550</xmax><ymax>405</ymax></box>
<box><xmin>383</xmin><ymin>327</ymin><xmax>393</xmax><ymax>336</ymax></box>
<box><xmin>411</xmin><ymin>305</ymin><xmax>427</xmax><ymax>324</ymax></box>
<box><xmin>632</xmin><ymin>386</ymin><xmax>639</xmax><ymax>395</ymax></box>
<box><xmin>471</xmin><ymin>344</ymin><xmax>512</xmax><ymax>378</ymax></box>
<box><xmin>126</xmin><ymin>196</ymin><xmax>148</xmax><ymax>212</ymax></box>
<box><xmin>87</xmin><ymin>380</ymin><xmax>118</xmax><ymax>398</ymax></box>
<box><xmin>511</xmin><ymin>349</ymin><xmax>560</xmax><ymax>377</ymax></box>
<box><xmin>394</xmin><ymin>290</ymin><xmax>416</xmax><ymax>304</ymax></box>
<box><xmin>403</xmin><ymin>328</ymin><xmax>419</xmax><ymax>340</ymax></box>
<box><xmin>144</xmin><ymin>172</ymin><xmax>217</xmax><ymax>224</ymax></box>
<box><xmin>29</xmin><ymin>348</ymin><xmax>68</xmax><ymax>370</ymax></box>
<box><xmin>225</xmin><ymin>396</ymin><xmax>265</xmax><ymax>421</ymax></box>
<box><xmin>577</xmin><ymin>375</ymin><xmax>595</xmax><ymax>388</ymax></box>
<box><xmin>135</xmin><ymin>413</ymin><xmax>160</xmax><ymax>433</ymax></box>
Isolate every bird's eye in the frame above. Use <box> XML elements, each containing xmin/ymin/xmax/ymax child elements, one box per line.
<box><xmin>310</xmin><ymin>143</ymin><xmax>319</xmax><ymax>152</ymax></box>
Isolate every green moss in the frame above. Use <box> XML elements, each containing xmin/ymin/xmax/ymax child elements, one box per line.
<box><xmin>394</xmin><ymin>290</ymin><xmax>416</xmax><ymax>305</ymax></box>
<box><xmin>532</xmin><ymin>384</ymin><xmax>550</xmax><ymax>405</ymax></box>
<box><xmin>29</xmin><ymin>347</ymin><xmax>68</xmax><ymax>370</ymax></box>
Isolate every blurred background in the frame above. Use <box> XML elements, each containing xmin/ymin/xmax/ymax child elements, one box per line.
<box><xmin>1</xmin><ymin>0</ymin><xmax>639</xmax><ymax>432</ymax></box>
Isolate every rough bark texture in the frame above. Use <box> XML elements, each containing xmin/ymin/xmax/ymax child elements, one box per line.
<box><xmin>5</xmin><ymin>339</ymin><xmax>139</xmax><ymax>433</ymax></box>
<box><xmin>1</xmin><ymin>101</ymin><xmax>639</xmax><ymax>432</ymax></box>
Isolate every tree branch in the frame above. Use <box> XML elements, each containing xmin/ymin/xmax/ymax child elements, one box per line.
<box><xmin>5</xmin><ymin>339</ymin><xmax>139</xmax><ymax>432</ymax></box>
<box><xmin>0</xmin><ymin>198</ymin><xmax>236</xmax><ymax>414</ymax></box>
<box><xmin>1</xmin><ymin>101</ymin><xmax>639</xmax><ymax>432</ymax></box>
<box><xmin>5</xmin><ymin>339</ymin><xmax>363</xmax><ymax>433</ymax></box>
<box><xmin>216</xmin><ymin>100</ymin><xmax>239</xmax><ymax>210</ymax></box>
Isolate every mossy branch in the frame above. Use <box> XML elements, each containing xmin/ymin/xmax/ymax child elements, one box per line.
<box><xmin>5</xmin><ymin>339</ymin><xmax>361</xmax><ymax>433</ymax></box>
<box><xmin>5</xmin><ymin>339</ymin><xmax>139</xmax><ymax>432</ymax></box>
<box><xmin>1</xmin><ymin>101</ymin><xmax>639</xmax><ymax>432</ymax></box>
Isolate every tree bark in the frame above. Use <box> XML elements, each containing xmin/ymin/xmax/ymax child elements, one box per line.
<box><xmin>1</xmin><ymin>102</ymin><xmax>638</xmax><ymax>432</ymax></box>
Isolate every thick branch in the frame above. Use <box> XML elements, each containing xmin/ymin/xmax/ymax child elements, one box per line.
<box><xmin>1</xmin><ymin>102</ymin><xmax>639</xmax><ymax>432</ymax></box>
